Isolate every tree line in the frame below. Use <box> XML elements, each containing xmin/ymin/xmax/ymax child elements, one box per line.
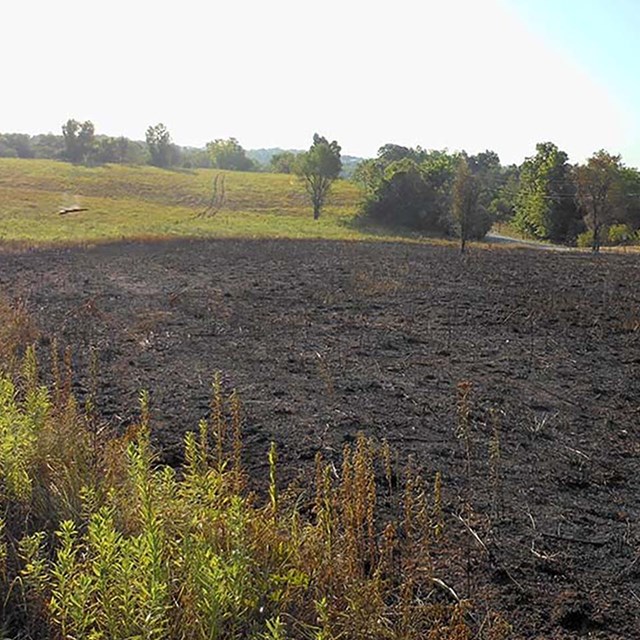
<box><xmin>3</xmin><ymin>121</ymin><xmax>639</xmax><ymax>250</ymax></box>
<box><xmin>0</xmin><ymin>120</ymin><xmax>339</xmax><ymax>175</ymax></box>
<box><xmin>354</xmin><ymin>142</ymin><xmax>640</xmax><ymax>251</ymax></box>
<box><xmin>0</xmin><ymin>121</ymin><xmax>263</xmax><ymax>171</ymax></box>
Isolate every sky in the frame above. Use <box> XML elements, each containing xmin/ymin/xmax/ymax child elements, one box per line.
<box><xmin>2</xmin><ymin>0</ymin><xmax>639</xmax><ymax>167</ymax></box>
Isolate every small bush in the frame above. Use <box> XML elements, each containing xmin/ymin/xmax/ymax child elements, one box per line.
<box><xmin>608</xmin><ymin>223</ymin><xmax>634</xmax><ymax>245</ymax></box>
<box><xmin>576</xmin><ymin>230</ymin><xmax>594</xmax><ymax>248</ymax></box>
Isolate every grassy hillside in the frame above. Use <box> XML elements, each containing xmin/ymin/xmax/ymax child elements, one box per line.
<box><xmin>0</xmin><ymin>158</ymin><xmax>408</xmax><ymax>245</ymax></box>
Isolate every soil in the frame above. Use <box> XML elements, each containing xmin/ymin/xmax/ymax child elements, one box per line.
<box><xmin>1</xmin><ymin>237</ymin><xmax>640</xmax><ymax>638</ymax></box>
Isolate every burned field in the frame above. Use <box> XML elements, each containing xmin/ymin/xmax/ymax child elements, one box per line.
<box><xmin>2</xmin><ymin>238</ymin><xmax>640</xmax><ymax>638</ymax></box>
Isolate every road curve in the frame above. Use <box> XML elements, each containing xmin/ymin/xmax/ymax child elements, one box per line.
<box><xmin>484</xmin><ymin>232</ymin><xmax>572</xmax><ymax>251</ymax></box>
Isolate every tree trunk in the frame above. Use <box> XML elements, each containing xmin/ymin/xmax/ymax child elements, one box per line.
<box><xmin>592</xmin><ymin>225</ymin><xmax>600</xmax><ymax>252</ymax></box>
<box><xmin>591</xmin><ymin>205</ymin><xmax>600</xmax><ymax>252</ymax></box>
<box><xmin>313</xmin><ymin>204</ymin><xmax>320</xmax><ymax>220</ymax></box>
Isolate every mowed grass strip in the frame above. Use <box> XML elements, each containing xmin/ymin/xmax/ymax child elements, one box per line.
<box><xmin>0</xmin><ymin>158</ymin><xmax>404</xmax><ymax>244</ymax></box>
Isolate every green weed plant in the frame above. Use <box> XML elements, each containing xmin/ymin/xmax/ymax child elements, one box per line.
<box><xmin>0</xmin><ymin>304</ymin><xmax>511</xmax><ymax>639</ymax></box>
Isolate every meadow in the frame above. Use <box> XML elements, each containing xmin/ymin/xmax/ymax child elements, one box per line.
<box><xmin>0</xmin><ymin>158</ymin><xmax>419</xmax><ymax>245</ymax></box>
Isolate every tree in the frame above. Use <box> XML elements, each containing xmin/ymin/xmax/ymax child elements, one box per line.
<box><xmin>363</xmin><ymin>158</ymin><xmax>437</xmax><ymax>230</ymax></box>
<box><xmin>362</xmin><ymin>149</ymin><xmax>457</xmax><ymax>234</ymax></box>
<box><xmin>32</xmin><ymin>133</ymin><xmax>66</xmax><ymax>159</ymax></box>
<box><xmin>146</xmin><ymin>123</ymin><xmax>174</xmax><ymax>168</ymax></box>
<box><xmin>93</xmin><ymin>136</ymin><xmax>130</xmax><ymax>164</ymax></box>
<box><xmin>0</xmin><ymin>134</ymin><xmax>34</xmax><ymax>158</ymax></box>
<box><xmin>352</xmin><ymin>158</ymin><xmax>385</xmax><ymax>195</ymax></box>
<box><xmin>295</xmin><ymin>134</ymin><xmax>342</xmax><ymax>220</ymax></box>
<box><xmin>181</xmin><ymin>147</ymin><xmax>212</xmax><ymax>169</ymax></box>
<box><xmin>618</xmin><ymin>167</ymin><xmax>640</xmax><ymax>230</ymax></box>
<box><xmin>452</xmin><ymin>158</ymin><xmax>482</xmax><ymax>253</ymax></box>
<box><xmin>377</xmin><ymin>143</ymin><xmax>424</xmax><ymax>164</ymax></box>
<box><xmin>514</xmin><ymin>142</ymin><xmax>581</xmax><ymax>243</ymax></box>
<box><xmin>269</xmin><ymin>151</ymin><xmax>298</xmax><ymax>174</ymax></box>
<box><xmin>62</xmin><ymin>119</ymin><xmax>95</xmax><ymax>163</ymax></box>
<box><xmin>206</xmin><ymin>138</ymin><xmax>255</xmax><ymax>171</ymax></box>
<box><xmin>574</xmin><ymin>150</ymin><xmax>625</xmax><ymax>252</ymax></box>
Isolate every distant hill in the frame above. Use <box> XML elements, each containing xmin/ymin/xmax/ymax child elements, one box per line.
<box><xmin>247</xmin><ymin>148</ymin><xmax>366</xmax><ymax>178</ymax></box>
<box><xmin>245</xmin><ymin>148</ymin><xmax>295</xmax><ymax>167</ymax></box>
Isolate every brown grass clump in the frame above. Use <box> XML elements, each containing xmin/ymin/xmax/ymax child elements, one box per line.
<box><xmin>0</xmin><ymin>297</ymin><xmax>38</xmax><ymax>373</ymax></box>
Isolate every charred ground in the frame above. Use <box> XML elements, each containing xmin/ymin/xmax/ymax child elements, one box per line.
<box><xmin>1</xmin><ymin>238</ymin><xmax>639</xmax><ymax>638</ymax></box>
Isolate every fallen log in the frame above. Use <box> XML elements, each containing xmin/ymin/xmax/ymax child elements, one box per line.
<box><xmin>58</xmin><ymin>207</ymin><xmax>88</xmax><ymax>215</ymax></box>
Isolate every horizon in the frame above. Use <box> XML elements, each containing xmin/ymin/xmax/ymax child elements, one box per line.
<box><xmin>3</xmin><ymin>0</ymin><xmax>639</xmax><ymax>168</ymax></box>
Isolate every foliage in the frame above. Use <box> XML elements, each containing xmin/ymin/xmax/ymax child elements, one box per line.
<box><xmin>269</xmin><ymin>150</ymin><xmax>299</xmax><ymax>174</ymax></box>
<box><xmin>146</xmin><ymin>123</ymin><xmax>176</xmax><ymax>168</ymax></box>
<box><xmin>607</xmin><ymin>223</ymin><xmax>635</xmax><ymax>245</ymax></box>
<box><xmin>32</xmin><ymin>133</ymin><xmax>66</xmax><ymax>160</ymax></box>
<box><xmin>352</xmin><ymin>157</ymin><xmax>386</xmax><ymax>195</ymax></box>
<box><xmin>207</xmin><ymin>138</ymin><xmax>256</xmax><ymax>172</ymax></box>
<box><xmin>0</xmin><ymin>133</ymin><xmax>35</xmax><ymax>159</ymax></box>
<box><xmin>360</xmin><ymin>144</ymin><xmax>502</xmax><ymax>240</ymax></box>
<box><xmin>452</xmin><ymin>157</ymin><xmax>491</xmax><ymax>251</ymax></box>
<box><xmin>576</xmin><ymin>229</ymin><xmax>594</xmax><ymax>249</ymax></box>
<box><xmin>363</xmin><ymin>158</ymin><xmax>445</xmax><ymax>232</ymax></box>
<box><xmin>0</xmin><ymin>335</ymin><xmax>488</xmax><ymax>639</ymax></box>
<box><xmin>574</xmin><ymin>150</ymin><xmax>625</xmax><ymax>252</ymax></box>
<box><xmin>94</xmin><ymin>136</ymin><xmax>131</xmax><ymax>164</ymax></box>
<box><xmin>62</xmin><ymin>119</ymin><xmax>96</xmax><ymax>164</ymax></box>
<box><xmin>182</xmin><ymin>147</ymin><xmax>213</xmax><ymax>169</ymax></box>
<box><xmin>513</xmin><ymin>142</ymin><xmax>581</xmax><ymax>243</ymax></box>
<box><xmin>489</xmin><ymin>168</ymin><xmax>519</xmax><ymax>222</ymax></box>
<box><xmin>618</xmin><ymin>166</ymin><xmax>640</xmax><ymax>229</ymax></box>
<box><xmin>295</xmin><ymin>134</ymin><xmax>343</xmax><ymax>220</ymax></box>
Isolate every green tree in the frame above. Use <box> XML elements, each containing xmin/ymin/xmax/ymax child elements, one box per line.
<box><xmin>295</xmin><ymin>134</ymin><xmax>342</xmax><ymax>220</ymax></box>
<box><xmin>181</xmin><ymin>147</ymin><xmax>212</xmax><ymax>169</ymax></box>
<box><xmin>0</xmin><ymin>136</ymin><xmax>18</xmax><ymax>158</ymax></box>
<box><xmin>574</xmin><ymin>150</ymin><xmax>625</xmax><ymax>252</ymax></box>
<box><xmin>0</xmin><ymin>134</ymin><xmax>34</xmax><ymax>158</ymax></box>
<box><xmin>619</xmin><ymin>166</ymin><xmax>640</xmax><ymax>230</ymax></box>
<box><xmin>95</xmin><ymin>136</ymin><xmax>130</xmax><ymax>164</ymax></box>
<box><xmin>489</xmin><ymin>166</ymin><xmax>520</xmax><ymax>221</ymax></box>
<box><xmin>377</xmin><ymin>143</ymin><xmax>425</xmax><ymax>164</ymax></box>
<box><xmin>361</xmin><ymin>148</ymin><xmax>456</xmax><ymax>233</ymax></box>
<box><xmin>32</xmin><ymin>133</ymin><xmax>65</xmax><ymax>159</ymax></box>
<box><xmin>206</xmin><ymin>138</ymin><xmax>255</xmax><ymax>171</ymax></box>
<box><xmin>146</xmin><ymin>123</ymin><xmax>174</xmax><ymax>168</ymax></box>
<box><xmin>352</xmin><ymin>158</ymin><xmax>385</xmax><ymax>195</ymax></box>
<box><xmin>514</xmin><ymin>142</ymin><xmax>580</xmax><ymax>243</ymax></box>
<box><xmin>269</xmin><ymin>151</ymin><xmax>298</xmax><ymax>174</ymax></box>
<box><xmin>62</xmin><ymin>119</ymin><xmax>95</xmax><ymax>164</ymax></box>
<box><xmin>362</xmin><ymin>158</ymin><xmax>439</xmax><ymax>231</ymax></box>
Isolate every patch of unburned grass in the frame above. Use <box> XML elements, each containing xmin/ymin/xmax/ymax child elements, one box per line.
<box><xmin>0</xmin><ymin>159</ymin><xmax>366</xmax><ymax>245</ymax></box>
<box><xmin>0</xmin><ymin>159</ymin><xmax>465</xmax><ymax>249</ymax></box>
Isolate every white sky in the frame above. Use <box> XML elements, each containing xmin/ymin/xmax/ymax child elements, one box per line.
<box><xmin>1</xmin><ymin>0</ymin><xmax>635</xmax><ymax>165</ymax></box>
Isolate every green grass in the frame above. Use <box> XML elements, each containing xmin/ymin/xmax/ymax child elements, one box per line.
<box><xmin>0</xmin><ymin>158</ymin><xmax>436</xmax><ymax>246</ymax></box>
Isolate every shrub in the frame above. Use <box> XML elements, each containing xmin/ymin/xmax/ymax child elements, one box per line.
<box><xmin>607</xmin><ymin>223</ymin><xmax>634</xmax><ymax>245</ymax></box>
<box><xmin>576</xmin><ymin>230</ymin><xmax>594</xmax><ymax>248</ymax></box>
